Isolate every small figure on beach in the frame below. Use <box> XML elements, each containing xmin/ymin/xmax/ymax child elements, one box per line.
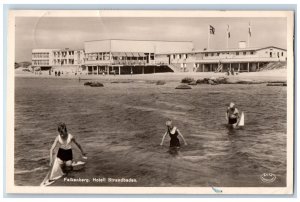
<box><xmin>226</xmin><ymin>69</ymin><xmax>230</xmax><ymax>76</ymax></box>
<box><xmin>58</xmin><ymin>71</ymin><xmax>61</xmax><ymax>76</ymax></box>
<box><xmin>55</xmin><ymin>71</ymin><xmax>57</xmax><ymax>76</ymax></box>
<box><xmin>226</xmin><ymin>102</ymin><xmax>240</xmax><ymax>128</ymax></box>
<box><xmin>160</xmin><ymin>120</ymin><xmax>187</xmax><ymax>156</ymax></box>
<box><xmin>49</xmin><ymin>122</ymin><xmax>87</xmax><ymax>175</ymax></box>
<box><xmin>231</xmin><ymin>68</ymin><xmax>235</xmax><ymax>75</ymax></box>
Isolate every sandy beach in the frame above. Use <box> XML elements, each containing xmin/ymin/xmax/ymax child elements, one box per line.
<box><xmin>15</xmin><ymin>68</ymin><xmax>287</xmax><ymax>83</ymax></box>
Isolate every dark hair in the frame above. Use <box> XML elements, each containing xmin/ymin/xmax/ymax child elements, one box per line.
<box><xmin>58</xmin><ymin>122</ymin><xmax>68</xmax><ymax>136</ymax></box>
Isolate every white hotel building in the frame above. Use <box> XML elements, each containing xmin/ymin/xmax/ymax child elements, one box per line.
<box><xmin>32</xmin><ymin>40</ymin><xmax>287</xmax><ymax>74</ymax></box>
<box><xmin>32</xmin><ymin>48</ymin><xmax>84</xmax><ymax>73</ymax></box>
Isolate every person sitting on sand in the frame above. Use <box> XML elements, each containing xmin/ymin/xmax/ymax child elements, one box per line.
<box><xmin>226</xmin><ymin>102</ymin><xmax>240</xmax><ymax>126</ymax></box>
<box><xmin>49</xmin><ymin>122</ymin><xmax>87</xmax><ymax>172</ymax></box>
<box><xmin>160</xmin><ymin>120</ymin><xmax>187</xmax><ymax>155</ymax></box>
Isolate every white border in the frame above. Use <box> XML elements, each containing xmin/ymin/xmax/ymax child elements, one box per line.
<box><xmin>6</xmin><ymin>9</ymin><xmax>294</xmax><ymax>195</ymax></box>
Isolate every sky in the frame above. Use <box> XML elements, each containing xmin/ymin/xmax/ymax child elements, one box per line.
<box><xmin>15</xmin><ymin>17</ymin><xmax>287</xmax><ymax>62</ymax></box>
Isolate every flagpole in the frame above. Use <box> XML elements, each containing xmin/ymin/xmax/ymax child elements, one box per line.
<box><xmin>227</xmin><ymin>32</ymin><xmax>229</xmax><ymax>49</ymax></box>
<box><xmin>248</xmin><ymin>31</ymin><xmax>250</xmax><ymax>47</ymax></box>
<box><xmin>227</xmin><ymin>25</ymin><xmax>230</xmax><ymax>49</ymax></box>
<box><xmin>208</xmin><ymin>25</ymin><xmax>210</xmax><ymax>49</ymax></box>
<box><xmin>248</xmin><ymin>22</ymin><xmax>251</xmax><ymax>48</ymax></box>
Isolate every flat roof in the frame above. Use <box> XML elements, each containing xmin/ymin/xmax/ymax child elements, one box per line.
<box><xmin>53</xmin><ymin>49</ymin><xmax>84</xmax><ymax>51</ymax></box>
<box><xmin>32</xmin><ymin>48</ymin><xmax>84</xmax><ymax>52</ymax></box>
<box><xmin>84</xmin><ymin>39</ymin><xmax>193</xmax><ymax>43</ymax></box>
<box><xmin>197</xmin><ymin>46</ymin><xmax>287</xmax><ymax>53</ymax></box>
<box><xmin>157</xmin><ymin>46</ymin><xmax>286</xmax><ymax>55</ymax></box>
<box><xmin>32</xmin><ymin>49</ymin><xmax>58</xmax><ymax>52</ymax></box>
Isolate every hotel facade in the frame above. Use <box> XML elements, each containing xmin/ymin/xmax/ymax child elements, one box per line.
<box><xmin>31</xmin><ymin>40</ymin><xmax>287</xmax><ymax>75</ymax></box>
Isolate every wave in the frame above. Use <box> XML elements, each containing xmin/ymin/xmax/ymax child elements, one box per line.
<box><xmin>155</xmin><ymin>101</ymin><xmax>195</xmax><ymax>110</ymax></box>
<box><xmin>15</xmin><ymin>166</ymin><xmax>48</xmax><ymax>175</ymax></box>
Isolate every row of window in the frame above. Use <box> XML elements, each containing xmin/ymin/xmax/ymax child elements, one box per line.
<box><xmin>53</xmin><ymin>59</ymin><xmax>75</xmax><ymax>65</ymax></box>
<box><xmin>32</xmin><ymin>53</ymin><xmax>49</xmax><ymax>58</ymax></box>
<box><xmin>32</xmin><ymin>60</ymin><xmax>49</xmax><ymax>66</ymax></box>
<box><xmin>204</xmin><ymin>51</ymin><xmax>255</xmax><ymax>57</ymax></box>
<box><xmin>86</xmin><ymin>52</ymin><xmax>111</xmax><ymax>61</ymax></box>
<box><xmin>33</xmin><ymin>51</ymin><xmax>286</xmax><ymax>62</ymax></box>
<box><xmin>112</xmin><ymin>56</ymin><xmax>147</xmax><ymax>61</ymax></box>
<box><xmin>86</xmin><ymin>53</ymin><xmax>155</xmax><ymax>61</ymax></box>
<box><xmin>269</xmin><ymin>52</ymin><xmax>285</xmax><ymax>58</ymax></box>
<box><xmin>33</xmin><ymin>51</ymin><xmax>80</xmax><ymax>59</ymax></box>
<box><xmin>53</xmin><ymin>51</ymin><xmax>75</xmax><ymax>57</ymax></box>
<box><xmin>170</xmin><ymin>54</ymin><xmax>188</xmax><ymax>60</ymax></box>
<box><xmin>203</xmin><ymin>51</ymin><xmax>284</xmax><ymax>57</ymax></box>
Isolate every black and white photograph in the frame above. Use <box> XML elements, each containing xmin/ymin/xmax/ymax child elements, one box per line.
<box><xmin>6</xmin><ymin>10</ymin><xmax>294</xmax><ymax>194</ymax></box>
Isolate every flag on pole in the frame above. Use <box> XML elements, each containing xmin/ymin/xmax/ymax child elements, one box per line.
<box><xmin>209</xmin><ymin>25</ymin><xmax>215</xmax><ymax>34</ymax></box>
<box><xmin>248</xmin><ymin>22</ymin><xmax>252</xmax><ymax>37</ymax></box>
<box><xmin>227</xmin><ymin>25</ymin><xmax>231</xmax><ymax>38</ymax></box>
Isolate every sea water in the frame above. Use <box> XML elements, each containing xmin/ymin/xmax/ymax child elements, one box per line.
<box><xmin>14</xmin><ymin>77</ymin><xmax>287</xmax><ymax>187</ymax></box>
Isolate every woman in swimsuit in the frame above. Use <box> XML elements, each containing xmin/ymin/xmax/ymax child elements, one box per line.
<box><xmin>226</xmin><ymin>102</ymin><xmax>240</xmax><ymax>128</ymax></box>
<box><xmin>49</xmin><ymin>122</ymin><xmax>87</xmax><ymax>171</ymax></box>
<box><xmin>160</xmin><ymin>120</ymin><xmax>187</xmax><ymax>155</ymax></box>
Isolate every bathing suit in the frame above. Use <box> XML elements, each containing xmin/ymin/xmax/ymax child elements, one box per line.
<box><xmin>227</xmin><ymin>107</ymin><xmax>239</xmax><ymax>124</ymax></box>
<box><xmin>57</xmin><ymin>148</ymin><xmax>73</xmax><ymax>161</ymax></box>
<box><xmin>57</xmin><ymin>134</ymin><xmax>73</xmax><ymax>161</ymax></box>
<box><xmin>168</xmin><ymin>127</ymin><xmax>180</xmax><ymax>148</ymax></box>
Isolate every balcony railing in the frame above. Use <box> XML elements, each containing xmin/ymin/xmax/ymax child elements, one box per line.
<box><xmin>111</xmin><ymin>60</ymin><xmax>147</xmax><ymax>65</ymax></box>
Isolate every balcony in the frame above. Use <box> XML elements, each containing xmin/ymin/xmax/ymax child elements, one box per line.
<box><xmin>111</xmin><ymin>60</ymin><xmax>147</xmax><ymax>66</ymax></box>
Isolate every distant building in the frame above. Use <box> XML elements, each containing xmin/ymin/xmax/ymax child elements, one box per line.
<box><xmin>31</xmin><ymin>49</ymin><xmax>53</xmax><ymax>70</ymax></box>
<box><xmin>83</xmin><ymin>39</ymin><xmax>194</xmax><ymax>75</ymax></box>
<box><xmin>32</xmin><ymin>48</ymin><xmax>85</xmax><ymax>74</ymax></box>
<box><xmin>31</xmin><ymin>40</ymin><xmax>287</xmax><ymax>74</ymax></box>
<box><xmin>156</xmin><ymin>45</ymin><xmax>287</xmax><ymax>73</ymax></box>
<box><xmin>194</xmin><ymin>46</ymin><xmax>287</xmax><ymax>72</ymax></box>
<box><xmin>52</xmin><ymin>49</ymin><xmax>85</xmax><ymax>73</ymax></box>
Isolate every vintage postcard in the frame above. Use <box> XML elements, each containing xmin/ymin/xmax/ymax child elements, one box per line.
<box><xmin>6</xmin><ymin>10</ymin><xmax>294</xmax><ymax>194</ymax></box>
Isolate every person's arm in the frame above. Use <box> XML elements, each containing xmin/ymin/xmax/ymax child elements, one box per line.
<box><xmin>177</xmin><ymin>129</ymin><xmax>187</xmax><ymax>145</ymax></box>
<box><xmin>225</xmin><ymin>109</ymin><xmax>229</xmax><ymax>121</ymax></box>
<box><xmin>72</xmin><ymin>137</ymin><xmax>87</xmax><ymax>157</ymax></box>
<box><xmin>49</xmin><ymin>137</ymin><xmax>58</xmax><ymax>166</ymax></box>
<box><xmin>160</xmin><ymin>132</ymin><xmax>168</xmax><ymax>146</ymax></box>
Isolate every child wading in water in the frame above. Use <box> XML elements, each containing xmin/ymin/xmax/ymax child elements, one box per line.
<box><xmin>160</xmin><ymin>120</ymin><xmax>187</xmax><ymax>156</ymax></box>
<box><xmin>226</xmin><ymin>102</ymin><xmax>240</xmax><ymax>128</ymax></box>
<box><xmin>48</xmin><ymin>123</ymin><xmax>87</xmax><ymax>180</ymax></box>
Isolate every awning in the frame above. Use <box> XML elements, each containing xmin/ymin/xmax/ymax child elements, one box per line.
<box><xmin>131</xmin><ymin>52</ymin><xmax>140</xmax><ymax>57</ymax></box>
<box><xmin>138</xmin><ymin>53</ymin><xmax>146</xmax><ymax>57</ymax></box>
<box><xmin>112</xmin><ymin>52</ymin><xmax>126</xmax><ymax>57</ymax></box>
<box><xmin>125</xmin><ymin>53</ymin><xmax>133</xmax><ymax>57</ymax></box>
